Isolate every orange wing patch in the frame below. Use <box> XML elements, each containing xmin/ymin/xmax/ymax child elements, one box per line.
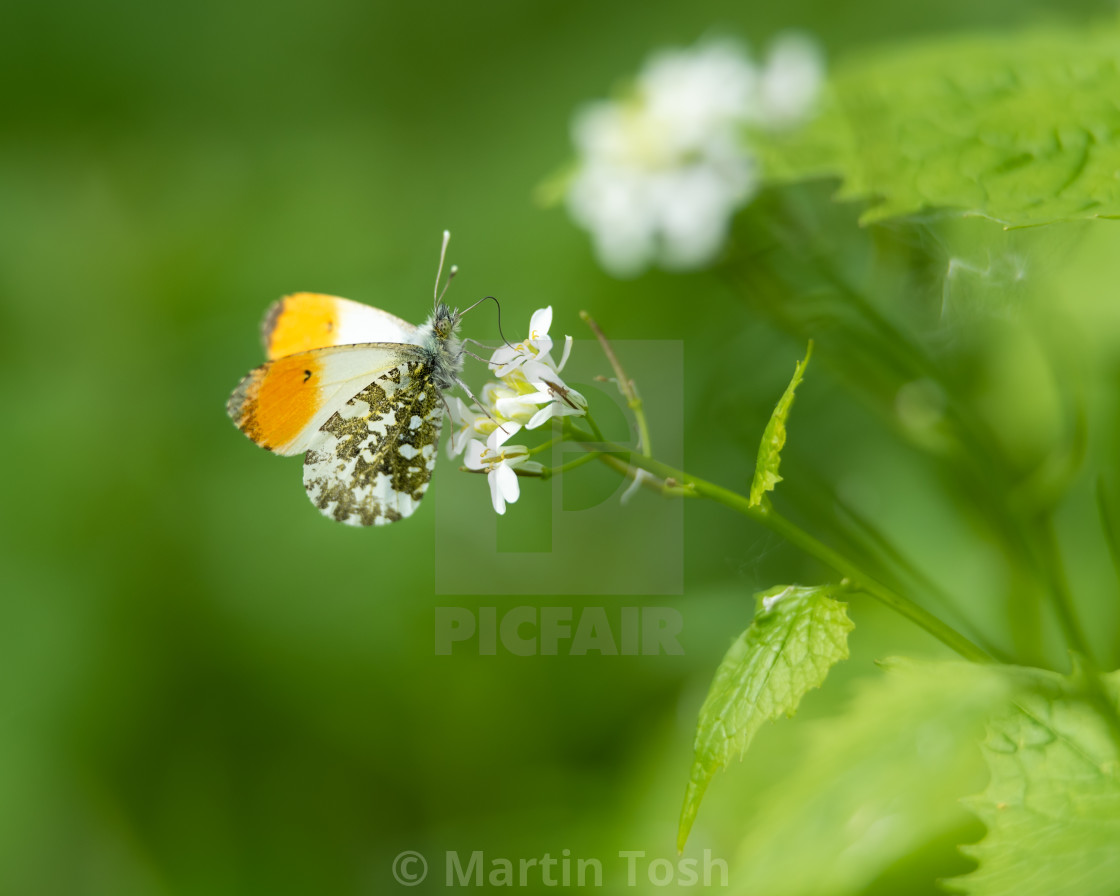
<box><xmin>262</xmin><ymin>293</ymin><xmax>344</xmax><ymax>360</ymax></box>
<box><xmin>227</xmin><ymin>354</ymin><xmax>326</xmax><ymax>453</ymax></box>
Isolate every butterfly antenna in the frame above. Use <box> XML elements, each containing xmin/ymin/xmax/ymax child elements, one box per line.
<box><xmin>438</xmin><ymin>265</ymin><xmax>459</xmax><ymax>306</ymax></box>
<box><xmin>459</xmin><ymin>294</ymin><xmax>516</xmax><ymax>350</ymax></box>
<box><xmin>433</xmin><ymin>230</ymin><xmax>456</xmax><ymax>309</ymax></box>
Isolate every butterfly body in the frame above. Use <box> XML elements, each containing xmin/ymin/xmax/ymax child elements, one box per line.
<box><xmin>411</xmin><ymin>303</ymin><xmax>465</xmax><ymax>392</ymax></box>
<box><xmin>228</xmin><ymin>292</ymin><xmax>464</xmax><ymax>526</ymax></box>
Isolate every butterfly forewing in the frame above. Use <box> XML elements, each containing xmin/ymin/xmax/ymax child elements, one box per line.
<box><xmin>302</xmin><ymin>359</ymin><xmax>445</xmax><ymax>526</ymax></box>
<box><xmin>263</xmin><ymin>292</ymin><xmax>419</xmax><ymax>359</ymax></box>
<box><xmin>227</xmin><ymin>343</ymin><xmax>417</xmax><ymax>456</ymax></box>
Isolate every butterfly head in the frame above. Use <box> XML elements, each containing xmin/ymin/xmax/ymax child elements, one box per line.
<box><xmin>416</xmin><ymin>301</ymin><xmax>464</xmax><ymax>392</ymax></box>
<box><xmin>432</xmin><ymin>301</ymin><xmax>460</xmax><ymax>341</ymax></box>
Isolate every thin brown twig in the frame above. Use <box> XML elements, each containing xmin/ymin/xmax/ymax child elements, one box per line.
<box><xmin>580</xmin><ymin>311</ymin><xmax>653</xmax><ymax>456</ymax></box>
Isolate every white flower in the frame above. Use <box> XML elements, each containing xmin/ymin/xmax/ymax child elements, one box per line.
<box><xmin>489</xmin><ymin>306</ymin><xmax>560</xmax><ymax>378</ymax></box>
<box><xmin>522</xmin><ymin>377</ymin><xmax>588</xmax><ymax>429</ymax></box>
<box><xmin>463</xmin><ymin>424</ymin><xmax>543</xmax><ymax>515</ymax></box>
<box><xmin>480</xmin><ymin>379</ymin><xmax>537</xmax><ymax>427</ymax></box>
<box><xmin>638</xmin><ymin>40</ymin><xmax>758</xmax><ymax>157</ymax></box>
<box><xmin>756</xmin><ymin>33</ymin><xmax>824</xmax><ymax>129</ymax></box>
<box><xmin>446</xmin><ymin>396</ymin><xmax>483</xmax><ymax>459</ymax></box>
<box><xmin>564</xmin><ymin>35</ymin><xmax>823</xmax><ymax>277</ymax></box>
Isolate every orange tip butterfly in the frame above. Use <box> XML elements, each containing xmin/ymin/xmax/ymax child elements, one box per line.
<box><xmin>227</xmin><ymin>231</ymin><xmax>470</xmax><ymax>526</ymax></box>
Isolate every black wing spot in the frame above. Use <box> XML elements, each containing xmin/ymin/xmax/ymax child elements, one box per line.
<box><xmin>303</xmin><ymin>369</ymin><xmax>312</xmax><ymax>382</ymax></box>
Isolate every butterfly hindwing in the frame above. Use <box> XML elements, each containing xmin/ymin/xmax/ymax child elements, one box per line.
<box><xmin>302</xmin><ymin>359</ymin><xmax>445</xmax><ymax>526</ymax></box>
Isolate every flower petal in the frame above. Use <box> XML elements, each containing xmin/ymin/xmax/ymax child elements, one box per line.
<box><xmin>488</xmin><ymin>345</ymin><xmax>521</xmax><ymax>373</ymax></box>
<box><xmin>446</xmin><ymin>397</ymin><xmax>480</xmax><ymax>459</ymax></box>
<box><xmin>464</xmin><ymin>438</ymin><xmax>487</xmax><ymax>470</ymax></box>
<box><xmin>518</xmin><ymin>357</ymin><xmax>560</xmax><ymax>382</ymax></box>
<box><xmin>488</xmin><ymin>469</ymin><xmax>507</xmax><ymax>515</ymax></box>
<box><xmin>526</xmin><ymin>405</ymin><xmax>556</xmax><ymax>430</ymax></box>
<box><xmin>556</xmin><ymin>335</ymin><xmax>573</xmax><ymax>372</ymax></box>
<box><xmin>488</xmin><ymin>422</ymin><xmax>522</xmax><ymax>450</ymax></box>
<box><xmin>448</xmin><ymin>426</ymin><xmax>471</xmax><ymax>460</ymax></box>
<box><xmin>495</xmin><ymin>463</ymin><xmax>521</xmax><ymax>504</ymax></box>
<box><xmin>493</xmin><ymin>394</ymin><xmax>537</xmax><ymax>424</ymax></box>
<box><xmin>529</xmin><ymin>306</ymin><xmax>553</xmax><ymax>340</ymax></box>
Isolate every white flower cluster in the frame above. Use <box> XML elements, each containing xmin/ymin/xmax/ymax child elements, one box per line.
<box><xmin>565</xmin><ymin>34</ymin><xmax>823</xmax><ymax>277</ymax></box>
<box><xmin>449</xmin><ymin>307</ymin><xmax>587</xmax><ymax>515</ymax></box>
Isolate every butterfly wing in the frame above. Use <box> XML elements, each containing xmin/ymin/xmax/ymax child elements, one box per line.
<box><xmin>262</xmin><ymin>292</ymin><xmax>419</xmax><ymax>360</ymax></box>
<box><xmin>302</xmin><ymin>358</ymin><xmax>445</xmax><ymax>526</ymax></box>
<box><xmin>227</xmin><ymin>343</ymin><xmax>424</xmax><ymax>456</ymax></box>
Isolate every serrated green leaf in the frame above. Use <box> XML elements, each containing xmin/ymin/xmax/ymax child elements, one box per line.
<box><xmin>678</xmin><ymin>583</ymin><xmax>852</xmax><ymax>851</ymax></box>
<box><xmin>749</xmin><ymin>342</ymin><xmax>812</xmax><ymax>507</ymax></box>
<box><xmin>729</xmin><ymin>659</ymin><xmax>1014</xmax><ymax>896</ymax></box>
<box><xmin>757</xmin><ymin>26</ymin><xmax>1120</xmax><ymax>227</ymax></box>
<box><xmin>949</xmin><ymin>670</ymin><xmax>1120</xmax><ymax>896</ymax></box>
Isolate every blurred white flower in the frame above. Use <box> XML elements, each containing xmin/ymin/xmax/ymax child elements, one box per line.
<box><xmin>756</xmin><ymin>33</ymin><xmax>825</xmax><ymax>129</ymax></box>
<box><xmin>565</xmin><ymin>34</ymin><xmax>823</xmax><ymax>277</ymax></box>
<box><xmin>464</xmin><ymin>424</ymin><xmax>543</xmax><ymax>515</ymax></box>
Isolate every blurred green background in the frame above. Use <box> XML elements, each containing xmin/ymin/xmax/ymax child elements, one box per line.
<box><xmin>3</xmin><ymin>0</ymin><xmax>1119</xmax><ymax>893</ymax></box>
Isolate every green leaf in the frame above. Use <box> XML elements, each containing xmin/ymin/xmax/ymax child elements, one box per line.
<box><xmin>678</xmin><ymin>582</ymin><xmax>852</xmax><ymax>851</ymax></box>
<box><xmin>728</xmin><ymin>659</ymin><xmax>1014</xmax><ymax>896</ymax></box>
<box><xmin>757</xmin><ymin>25</ymin><xmax>1120</xmax><ymax>226</ymax></box>
<box><xmin>749</xmin><ymin>342</ymin><xmax>812</xmax><ymax>507</ymax></box>
<box><xmin>949</xmin><ymin>670</ymin><xmax>1120</xmax><ymax>896</ymax></box>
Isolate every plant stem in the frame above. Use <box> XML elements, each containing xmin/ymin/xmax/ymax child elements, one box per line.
<box><xmin>598</xmin><ymin>453</ymin><xmax>697</xmax><ymax>498</ymax></box>
<box><xmin>580</xmin><ymin>311</ymin><xmax>653</xmax><ymax>456</ymax></box>
<box><xmin>761</xmin><ymin>505</ymin><xmax>991</xmax><ymax>664</ymax></box>
<box><xmin>1034</xmin><ymin>518</ymin><xmax>1094</xmax><ymax>664</ymax></box>
<box><xmin>541</xmin><ymin>451</ymin><xmax>602</xmax><ymax>478</ymax></box>
<box><xmin>1094</xmin><ymin>476</ymin><xmax>1120</xmax><ymax>614</ymax></box>
<box><xmin>1028</xmin><ymin>514</ymin><xmax>1120</xmax><ymax>745</ymax></box>
<box><xmin>527</xmin><ymin>435</ymin><xmax>563</xmax><ymax>456</ymax></box>
<box><xmin>567</xmin><ymin>426</ymin><xmax>992</xmax><ymax>663</ymax></box>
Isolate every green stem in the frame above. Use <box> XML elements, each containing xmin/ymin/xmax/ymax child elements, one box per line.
<box><xmin>1095</xmin><ymin>476</ymin><xmax>1120</xmax><ymax>613</ymax></box>
<box><xmin>567</xmin><ymin>426</ymin><xmax>991</xmax><ymax>664</ymax></box>
<box><xmin>761</xmin><ymin>505</ymin><xmax>991</xmax><ymax>664</ymax></box>
<box><xmin>579</xmin><ymin>411</ymin><xmax>606</xmax><ymax>444</ymax></box>
<box><xmin>1034</xmin><ymin>518</ymin><xmax>1094</xmax><ymax>664</ymax></box>
<box><xmin>725</xmin><ymin>237</ymin><xmax>1050</xmax><ymax>664</ymax></box>
<box><xmin>540</xmin><ymin>451</ymin><xmax>602</xmax><ymax>478</ymax></box>
<box><xmin>831</xmin><ymin>491</ymin><xmax>1012</xmax><ymax>662</ymax></box>
<box><xmin>1030</xmin><ymin>517</ymin><xmax>1120</xmax><ymax>751</ymax></box>
<box><xmin>527</xmin><ymin>435</ymin><xmax>563</xmax><ymax>456</ymax></box>
<box><xmin>1033</xmin><ymin>514</ymin><xmax>1120</xmax><ymax>742</ymax></box>
<box><xmin>633</xmin><ymin>404</ymin><xmax>653</xmax><ymax>458</ymax></box>
<box><xmin>598</xmin><ymin>453</ymin><xmax>697</xmax><ymax>498</ymax></box>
